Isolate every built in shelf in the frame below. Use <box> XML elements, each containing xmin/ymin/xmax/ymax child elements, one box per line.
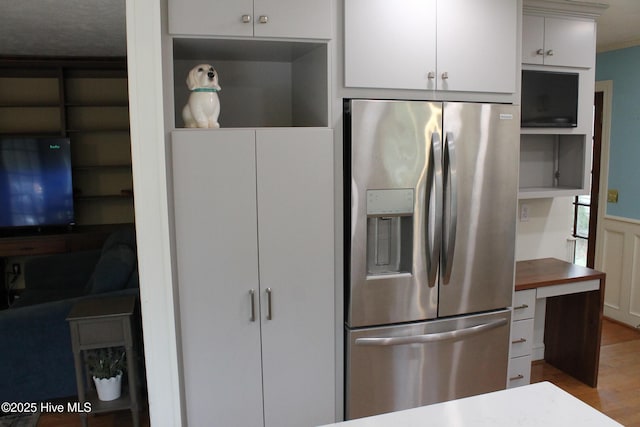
<box><xmin>172</xmin><ymin>38</ymin><xmax>328</xmax><ymax>129</ymax></box>
<box><xmin>519</xmin><ymin>133</ymin><xmax>589</xmax><ymax>199</ymax></box>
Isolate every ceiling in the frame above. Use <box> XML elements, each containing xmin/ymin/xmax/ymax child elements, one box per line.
<box><xmin>0</xmin><ymin>0</ymin><xmax>638</xmax><ymax>58</ymax></box>
<box><xmin>0</xmin><ymin>0</ymin><xmax>126</xmax><ymax>57</ymax></box>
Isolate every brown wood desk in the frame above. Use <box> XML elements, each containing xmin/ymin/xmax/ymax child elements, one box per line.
<box><xmin>515</xmin><ymin>258</ymin><xmax>606</xmax><ymax>387</ymax></box>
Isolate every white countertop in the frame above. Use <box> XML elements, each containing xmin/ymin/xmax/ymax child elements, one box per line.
<box><xmin>321</xmin><ymin>382</ymin><xmax>622</xmax><ymax>427</ymax></box>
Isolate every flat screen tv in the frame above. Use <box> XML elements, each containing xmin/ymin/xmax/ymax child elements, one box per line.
<box><xmin>0</xmin><ymin>137</ymin><xmax>75</xmax><ymax>231</ymax></box>
<box><xmin>521</xmin><ymin>70</ymin><xmax>579</xmax><ymax>128</ymax></box>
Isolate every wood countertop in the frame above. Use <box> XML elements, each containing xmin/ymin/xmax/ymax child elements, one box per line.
<box><xmin>515</xmin><ymin>257</ymin><xmax>606</xmax><ymax>291</ymax></box>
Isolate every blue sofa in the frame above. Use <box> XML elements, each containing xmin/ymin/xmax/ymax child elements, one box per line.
<box><xmin>0</xmin><ymin>226</ymin><xmax>139</xmax><ymax>403</ymax></box>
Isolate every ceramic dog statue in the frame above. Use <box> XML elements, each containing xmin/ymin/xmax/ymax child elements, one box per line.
<box><xmin>182</xmin><ymin>64</ymin><xmax>221</xmax><ymax>128</ymax></box>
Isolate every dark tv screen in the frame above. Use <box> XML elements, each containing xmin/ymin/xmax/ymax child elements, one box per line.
<box><xmin>521</xmin><ymin>70</ymin><xmax>579</xmax><ymax>128</ymax></box>
<box><xmin>0</xmin><ymin>137</ymin><xmax>75</xmax><ymax>230</ymax></box>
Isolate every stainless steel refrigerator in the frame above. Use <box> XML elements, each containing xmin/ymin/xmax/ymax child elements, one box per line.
<box><xmin>344</xmin><ymin>99</ymin><xmax>519</xmax><ymax>420</ymax></box>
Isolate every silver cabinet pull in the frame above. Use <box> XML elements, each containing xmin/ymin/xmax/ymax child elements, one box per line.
<box><xmin>242</xmin><ymin>14</ymin><xmax>252</xmax><ymax>23</ymax></box>
<box><xmin>509</xmin><ymin>374</ymin><xmax>524</xmax><ymax>381</ymax></box>
<box><xmin>266</xmin><ymin>288</ymin><xmax>273</xmax><ymax>320</ymax></box>
<box><xmin>249</xmin><ymin>289</ymin><xmax>256</xmax><ymax>322</ymax></box>
<box><xmin>427</xmin><ymin>71</ymin><xmax>435</xmax><ymax>80</ymax></box>
<box><xmin>536</xmin><ymin>48</ymin><xmax>544</xmax><ymax>56</ymax></box>
<box><xmin>514</xmin><ymin>303</ymin><xmax>529</xmax><ymax>311</ymax></box>
<box><xmin>259</xmin><ymin>15</ymin><xmax>269</xmax><ymax>24</ymax></box>
<box><xmin>512</xmin><ymin>338</ymin><xmax>527</xmax><ymax>344</ymax></box>
<box><xmin>441</xmin><ymin>71</ymin><xmax>449</xmax><ymax>80</ymax></box>
<box><xmin>546</xmin><ymin>49</ymin><xmax>554</xmax><ymax>56</ymax></box>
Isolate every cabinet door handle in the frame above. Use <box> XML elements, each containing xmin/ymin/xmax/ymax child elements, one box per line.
<box><xmin>512</xmin><ymin>338</ymin><xmax>527</xmax><ymax>344</ymax></box>
<box><xmin>249</xmin><ymin>289</ymin><xmax>256</xmax><ymax>322</ymax></box>
<box><xmin>242</xmin><ymin>14</ymin><xmax>252</xmax><ymax>23</ymax></box>
<box><xmin>514</xmin><ymin>303</ymin><xmax>529</xmax><ymax>311</ymax></box>
<box><xmin>536</xmin><ymin>48</ymin><xmax>544</xmax><ymax>56</ymax></box>
<box><xmin>259</xmin><ymin>15</ymin><xmax>269</xmax><ymax>24</ymax></box>
<box><xmin>427</xmin><ymin>71</ymin><xmax>435</xmax><ymax>80</ymax></box>
<box><xmin>266</xmin><ymin>288</ymin><xmax>273</xmax><ymax>320</ymax></box>
<box><xmin>546</xmin><ymin>49</ymin><xmax>554</xmax><ymax>56</ymax></box>
<box><xmin>441</xmin><ymin>71</ymin><xmax>449</xmax><ymax>80</ymax></box>
<box><xmin>509</xmin><ymin>374</ymin><xmax>524</xmax><ymax>381</ymax></box>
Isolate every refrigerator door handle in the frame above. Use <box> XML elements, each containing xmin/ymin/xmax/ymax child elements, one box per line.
<box><xmin>354</xmin><ymin>318</ymin><xmax>507</xmax><ymax>346</ymax></box>
<box><xmin>426</xmin><ymin>131</ymin><xmax>443</xmax><ymax>288</ymax></box>
<box><xmin>442</xmin><ymin>131</ymin><xmax>458</xmax><ymax>285</ymax></box>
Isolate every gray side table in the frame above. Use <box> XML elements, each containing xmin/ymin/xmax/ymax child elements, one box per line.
<box><xmin>66</xmin><ymin>295</ymin><xmax>141</xmax><ymax>427</ymax></box>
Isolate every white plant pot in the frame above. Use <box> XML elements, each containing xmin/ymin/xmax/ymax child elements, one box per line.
<box><xmin>93</xmin><ymin>372</ymin><xmax>123</xmax><ymax>401</ymax></box>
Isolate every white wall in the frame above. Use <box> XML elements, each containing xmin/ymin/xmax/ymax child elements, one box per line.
<box><xmin>516</xmin><ymin>197</ymin><xmax>575</xmax><ymax>261</ymax></box>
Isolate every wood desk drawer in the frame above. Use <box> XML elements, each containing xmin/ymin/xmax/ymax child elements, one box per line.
<box><xmin>513</xmin><ymin>289</ymin><xmax>535</xmax><ymax>321</ymax></box>
<box><xmin>510</xmin><ymin>318</ymin><xmax>534</xmax><ymax>358</ymax></box>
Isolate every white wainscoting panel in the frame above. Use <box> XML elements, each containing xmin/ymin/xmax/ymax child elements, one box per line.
<box><xmin>597</xmin><ymin>216</ymin><xmax>640</xmax><ymax>327</ymax></box>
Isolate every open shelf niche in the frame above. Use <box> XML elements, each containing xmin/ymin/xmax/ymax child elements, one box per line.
<box><xmin>172</xmin><ymin>38</ymin><xmax>328</xmax><ymax>129</ymax></box>
<box><xmin>518</xmin><ymin>133</ymin><xmax>589</xmax><ymax>199</ymax></box>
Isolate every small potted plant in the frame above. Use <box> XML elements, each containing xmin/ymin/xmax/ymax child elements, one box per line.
<box><xmin>87</xmin><ymin>346</ymin><xmax>127</xmax><ymax>401</ymax></box>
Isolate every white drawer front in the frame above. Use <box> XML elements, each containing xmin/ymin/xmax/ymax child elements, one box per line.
<box><xmin>508</xmin><ymin>355</ymin><xmax>532</xmax><ymax>388</ymax></box>
<box><xmin>513</xmin><ymin>289</ymin><xmax>535</xmax><ymax>321</ymax></box>
<box><xmin>510</xmin><ymin>318</ymin><xmax>534</xmax><ymax>358</ymax></box>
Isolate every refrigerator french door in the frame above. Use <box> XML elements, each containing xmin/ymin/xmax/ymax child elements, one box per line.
<box><xmin>344</xmin><ymin>99</ymin><xmax>519</xmax><ymax>420</ymax></box>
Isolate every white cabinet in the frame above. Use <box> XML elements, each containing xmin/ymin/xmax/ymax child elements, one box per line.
<box><xmin>508</xmin><ymin>290</ymin><xmax>536</xmax><ymax>388</ymax></box>
<box><xmin>168</xmin><ymin>0</ymin><xmax>331</xmax><ymax>39</ymax></box>
<box><xmin>172</xmin><ymin>128</ymin><xmax>335</xmax><ymax>427</ymax></box>
<box><xmin>522</xmin><ymin>14</ymin><xmax>595</xmax><ymax>68</ymax></box>
<box><xmin>344</xmin><ymin>0</ymin><xmax>517</xmax><ymax>93</ymax></box>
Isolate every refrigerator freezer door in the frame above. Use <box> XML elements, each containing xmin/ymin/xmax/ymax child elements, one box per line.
<box><xmin>346</xmin><ymin>99</ymin><xmax>442</xmax><ymax>328</ymax></box>
<box><xmin>345</xmin><ymin>309</ymin><xmax>511</xmax><ymax>420</ymax></box>
<box><xmin>438</xmin><ymin>103</ymin><xmax>519</xmax><ymax>318</ymax></box>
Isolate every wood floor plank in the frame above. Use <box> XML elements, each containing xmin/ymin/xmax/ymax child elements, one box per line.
<box><xmin>531</xmin><ymin>318</ymin><xmax>640</xmax><ymax>427</ymax></box>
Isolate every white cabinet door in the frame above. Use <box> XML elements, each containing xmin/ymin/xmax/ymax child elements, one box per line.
<box><xmin>344</xmin><ymin>0</ymin><xmax>516</xmax><ymax>93</ymax></box>
<box><xmin>256</xmin><ymin>128</ymin><xmax>335</xmax><ymax>427</ymax></box>
<box><xmin>522</xmin><ymin>15</ymin><xmax>596</xmax><ymax>68</ymax></box>
<box><xmin>168</xmin><ymin>0</ymin><xmax>329</xmax><ymax>39</ymax></box>
<box><xmin>255</xmin><ymin>0</ymin><xmax>331</xmax><ymax>39</ymax></box>
<box><xmin>543</xmin><ymin>17</ymin><xmax>595</xmax><ymax>68</ymax></box>
<box><xmin>172</xmin><ymin>130</ymin><xmax>264</xmax><ymax>427</ymax></box>
<box><xmin>344</xmin><ymin>0</ymin><xmax>437</xmax><ymax>90</ymax></box>
<box><xmin>522</xmin><ymin>14</ymin><xmax>545</xmax><ymax>65</ymax></box>
<box><xmin>168</xmin><ymin>0</ymin><xmax>253</xmax><ymax>37</ymax></box>
<box><xmin>437</xmin><ymin>0</ymin><xmax>517</xmax><ymax>93</ymax></box>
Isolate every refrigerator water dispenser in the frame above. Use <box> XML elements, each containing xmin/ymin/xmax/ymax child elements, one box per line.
<box><xmin>366</xmin><ymin>189</ymin><xmax>413</xmax><ymax>276</ymax></box>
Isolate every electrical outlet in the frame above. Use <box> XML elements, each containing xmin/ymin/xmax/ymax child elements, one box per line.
<box><xmin>520</xmin><ymin>204</ymin><xmax>530</xmax><ymax>222</ymax></box>
<box><xmin>12</xmin><ymin>263</ymin><xmax>20</xmax><ymax>275</ymax></box>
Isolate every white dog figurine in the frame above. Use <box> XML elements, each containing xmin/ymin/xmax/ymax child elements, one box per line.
<box><xmin>182</xmin><ymin>64</ymin><xmax>221</xmax><ymax>128</ymax></box>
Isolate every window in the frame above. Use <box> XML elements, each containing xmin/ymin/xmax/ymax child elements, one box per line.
<box><xmin>572</xmin><ymin>195</ymin><xmax>590</xmax><ymax>266</ymax></box>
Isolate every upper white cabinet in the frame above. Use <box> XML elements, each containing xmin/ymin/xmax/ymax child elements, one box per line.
<box><xmin>522</xmin><ymin>14</ymin><xmax>595</xmax><ymax>68</ymax></box>
<box><xmin>344</xmin><ymin>0</ymin><xmax>517</xmax><ymax>93</ymax></box>
<box><xmin>168</xmin><ymin>0</ymin><xmax>331</xmax><ymax>39</ymax></box>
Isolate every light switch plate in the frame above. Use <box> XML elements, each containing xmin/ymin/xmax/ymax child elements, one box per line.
<box><xmin>607</xmin><ymin>189</ymin><xmax>619</xmax><ymax>203</ymax></box>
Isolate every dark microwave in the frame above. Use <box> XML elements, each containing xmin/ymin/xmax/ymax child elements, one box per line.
<box><xmin>521</xmin><ymin>70</ymin><xmax>579</xmax><ymax>128</ymax></box>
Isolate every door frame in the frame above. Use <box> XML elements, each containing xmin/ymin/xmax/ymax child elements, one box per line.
<box><xmin>594</xmin><ymin>80</ymin><xmax>613</xmax><ymax>270</ymax></box>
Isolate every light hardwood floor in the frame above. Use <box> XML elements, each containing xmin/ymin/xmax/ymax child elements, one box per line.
<box><xmin>531</xmin><ymin>318</ymin><xmax>640</xmax><ymax>426</ymax></box>
<box><xmin>38</xmin><ymin>318</ymin><xmax>640</xmax><ymax>426</ymax></box>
